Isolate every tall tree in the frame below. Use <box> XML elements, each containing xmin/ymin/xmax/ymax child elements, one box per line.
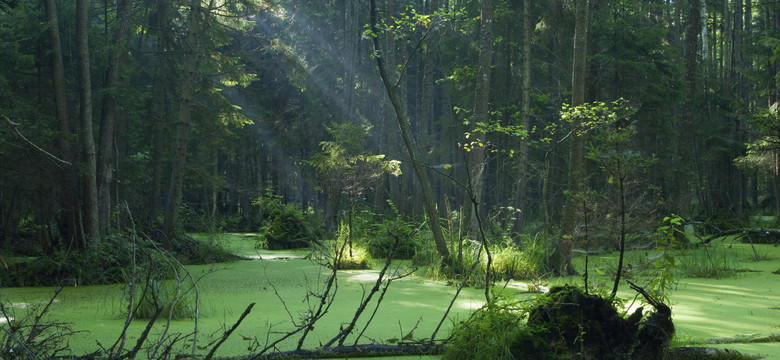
<box><xmin>556</xmin><ymin>0</ymin><xmax>588</xmax><ymax>276</ymax></box>
<box><xmin>97</xmin><ymin>0</ymin><xmax>134</xmax><ymax>235</ymax></box>
<box><xmin>150</xmin><ymin>0</ymin><xmax>170</xmax><ymax>222</ymax></box>
<box><xmin>513</xmin><ymin>0</ymin><xmax>532</xmax><ymax>234</ymax></box>
<box><xmin>163</xmin><ymin>0</ymin><xmax>202</xmax><ymax>239</ymax></box>
<box><xmin>77</xmin><ymin>0</ymin><xmax>100</xmax><ymax>246</ymax></box>
<box><xmin>45</xmin><ymin>0</ymin><xmax>78</xmax><ymax>246</ymax></box>
<box><xmin>369</xmin><ymin>0</ymin><xmax>450</xmax><ymax>260</ymax></box>
<box><xmin>466</xmin><ymin>0</ymin><xmax>495</xmax><ymax>241</ymax></box>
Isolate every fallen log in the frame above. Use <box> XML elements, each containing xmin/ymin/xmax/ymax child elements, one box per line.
<box><xmin>699</xmin><ymin>228</ymin><xmax>780</xmax><ymax>245</ymax></box>
<box><xmin>172</xmin><ymin>343</ymin><xmax>444</xmax><ymax>360</ymax></box>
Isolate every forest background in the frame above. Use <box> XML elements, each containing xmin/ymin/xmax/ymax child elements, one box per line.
<box><xmin>1</xmin><ymin>0</ymin><xmax>779</xmax><ymax>281</ymax></box>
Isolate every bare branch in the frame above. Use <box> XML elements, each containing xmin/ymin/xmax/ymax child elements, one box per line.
<box><xmin>1</xmin><ymin>112</ymin><xmax>71</xmax><ymax>167</ymax></box>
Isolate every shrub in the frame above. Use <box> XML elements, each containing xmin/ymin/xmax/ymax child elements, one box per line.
<box><xmin>261</xmin><ymin>204</ymin><xmax>314</xmax><ymax>250</ymax></box>
<box><xmin>171</xmin><ymin>233</ymin><xmax>239</xmax><ymax>264</ymax></box>
<box><xmin>253</xmin><ymin>191</ymin><xmax>316</xmax><ymax>250</ymax></box>
<box><xmin>366</xmin><ymin>217</ymin><xmax>418</xmax><ymax>259</ymax></box>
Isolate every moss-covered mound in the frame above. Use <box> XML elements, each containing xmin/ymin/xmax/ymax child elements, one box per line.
<box><xmin>526</xmin><ymin>285</ymin><xmax>643</xmax><ymax>359</ymax></box>
<box><xmin>445</xmin><ymin>284</ymin><xmax>676</xmax><ymax>359</ymax></box>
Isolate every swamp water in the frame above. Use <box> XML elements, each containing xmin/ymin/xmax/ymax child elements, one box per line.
<box><xmin>1</xmin><ymin>235</ymin><xmax>780</xmax><ymax>359</ymax></box>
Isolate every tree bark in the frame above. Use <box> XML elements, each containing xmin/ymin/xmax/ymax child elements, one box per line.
<box><xmin>150</xmin><ymin>0</ymin><xmax>169</xmax><ymax>223</ymax></box>
<box><xmin>163</xmin><ymin>0</ymin><xmax>202</xmax><ymax>239</ymax></box>
<box><xmin>513</xmin><ymin>0</ymin><xmax>533</xmax><ymax>234</ymax></box>
<box><xmin>77</xmin><ymin>0</ymin><xmax>100</xmax><ymax>247</ymax></box>
<box><xmin>466</xmin><ymin>0</ymin><xmax>494</xmax><ymax>241</ymax></box>
<box><xmin>681</xmin><ymin>0</ymin><xmax>703</xmax><ymax>213</ymax></box>
<box><xmin>45</xmin><ymin>0</ymin><xmax>78</xmax><ymax>246</ymax></box>
<box><xmin>556</xmin><ymin>0</ymin><xmax>588</xmax><ymax>276</ymax></box>
<box><xmin>97</xmin><ymin>0</ymin><xmax>134</xmax><ymax>236</ymax></box>
<box><xmin>369</xmin><ymin>0</ymin><xmax>449</xmax><ymax>260</ymax></box>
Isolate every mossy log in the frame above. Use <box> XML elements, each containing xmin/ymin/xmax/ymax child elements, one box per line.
<box><xmin>668</xmin><ymin>347</ymin><xmax>758</xmax><ymax>360</ymax></box>
<box><xmin>171</xmin><ymin>343</ymin><xmax>443</xmax><ymax>360</ymax></box>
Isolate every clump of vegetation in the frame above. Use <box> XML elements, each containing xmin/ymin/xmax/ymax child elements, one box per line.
<box><xmin>334</xmin><ymin>245</ymin><xmax>372</xmax><ymax>270</ymax></box>
<box><xmin>445</xmin><ymin>284</ymin><xmax>676</xmax><ymax>360</ymax></box>
<box><xmin>364</xmin><ymin>214</ymin><xmax>419</xmax><ymax>260</ymax></box>
<box><xmin>127</xmin><ymin>278</ymin><xmax>195</xmax><ymax>320</ymax></box>
<box><xmin>679</xmin><ymin>245</ymin><xmax>738</xmax><ymax>278</ymax></box>
<box><xmin>444</xmin><ymin>291</ymin><xmax>545</xmax><ymax>360</ymax></box>
<box><xmin>254</xmin><ymin>191</ymin><xmax>317</xmax><ymax>250</ymax></box>
<box><xmin>418</xmin><ymin>238</ymin><xmax>540</xmax><ymax>287</ymax></box>
<box><xmin>331</xmin><ymin>223</ymin><xmax>372</xmax><ymax>270</ymax></box>
<box><xmin>0</xmin><ymin>230</ymin><xmax>236</xmax><ymax>287</ymax></box>
<box><xmin>491</xmin><ymin>244</ymin><xmax>540</xmax><ymax>281</ymax></box>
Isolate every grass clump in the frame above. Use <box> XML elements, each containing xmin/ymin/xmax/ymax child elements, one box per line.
<box><xmin>128</xmin><ymin>278</ymin><xmax>195</xmax><ymax>320</ymax></box>
<box><xmin>419</xmin><ymin>240</ymin><xmax>540</xmax><ymax>286</ymax></box>
<box><xmin>492</xmin><ymin>245</ymin><xmax>540</xmax><ymax>281</ymax></box>
<box><xmin>334</xmin><ymin>245</ymin><xmax>372</xmax><ymax>270</ymax></box>
<box><xmin>679</xmin><ymin>246</ymin><xmax>738</xmax><ymax>278</ymax></box>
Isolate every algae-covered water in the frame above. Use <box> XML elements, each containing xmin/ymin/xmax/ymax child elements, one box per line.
<box><xmin>2</xmin><ymin>234</ymin><xmax>779</xmax><ymax>359</ymax></box>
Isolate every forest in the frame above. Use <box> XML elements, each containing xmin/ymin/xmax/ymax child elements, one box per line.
<box><xmin>1</xmin><ymin>0</ymin><xmax>780</xmax><ymax>359</ymax></box>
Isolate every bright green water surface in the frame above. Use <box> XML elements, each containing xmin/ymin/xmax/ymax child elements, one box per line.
<box><xmin>2</xmin><ymin>234</ymin><xmax>779</xmax><ymax>359</ymax></box>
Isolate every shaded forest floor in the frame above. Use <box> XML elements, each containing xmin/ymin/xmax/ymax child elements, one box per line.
<box><xmin>1</xmin><ymin>234</ymin><xmax>779</xmax><ymax>359</ymax></box>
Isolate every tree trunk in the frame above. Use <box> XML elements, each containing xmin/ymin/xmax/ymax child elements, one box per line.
<box><xmin>466</xmin><ymin>0</ymin><xmax>494</xmax><ymax>241</ymax></box>
<box><xmin>45</xmin><ymin>0</ymin><xmax>78</xmax><ymax>247</ymax></box>
<box><xmin>163</xmin><ymin>0</ymin><xmax>202</xmax><ymax>239</ymax></box>
<box><xmin>682</xmin><ymin>0</ymin><xmax>702</xmax><ymax>213</ymax></box>
<box><xmin>369</xmin><ymin>0</ymin><xmax>449</xmax><ymax>260</ymax></box>
<box><xmin>150</xmin><ymin>0</ymin><xmax>169</xmax><ymax>223</ymax></box>
<box><xmin>556</xmin><ymin>0</ymin><xmax>588</xmax><ymax>276</ymax></box>
<box><xmin>513</xmin><ymin>0</ymin><xmax>532</xmax><ymax>234</ymax></box>
<box><xmin>97</xmin><ymin>0</ymin><xmax>134</xmax><ymax>236</ymax></box>
<box><xmin>77</xmin><ymin>0</ymin><xmax>100</xmax><ymax>247</ymax></box>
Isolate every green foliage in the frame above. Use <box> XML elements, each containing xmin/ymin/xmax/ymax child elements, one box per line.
<box><xmin>252</xmin><ymin>190</ymin><xmax>310</xmax><ymax>250</ymax></box>
<box><xmin>491</xmin><ymin>244</ymin><xmax>540</xmax><ymax>281</ymax></box>
<box><xmin>446</xmin><ymin>284</ymin><xmax>669</xmax><ymax>360</ymax></box>
<box><xmin>261</xmin><ymin>204</ymin><xmax>313</xmax><ymax>250</ymax></box>
<box><xmin>328</xmin><ymin>222</ymin><xmax>372</xmax><ymax>270</ymax></box>
<box><xmin>171</xmin><ymin>233</ymin><xmax>239</xmax><ymax>265</ymax></box>
<box><xmin>364</xmin><ymin>215</ymin><xmax>418</xmax><ymax>260</ymax></box>
<box><xmin>443</xmin><ymin>290</ymin><xmax>543</xmax><ymax>360</ymax></box>
<box><xmin>419</xmin><ymin>239</ymin><xmax>541</xmax><ymax>286</ymax></box>
<box><xmin>647</xmin><ymin>215</ymin><xmax>683</xmax><ymax>302</ymax></box>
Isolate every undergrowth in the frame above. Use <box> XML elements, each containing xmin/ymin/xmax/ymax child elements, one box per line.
<box><xmin>443</xmin><ymin>290</ymin><xmax>546</xmax><ymax>360</ymax></box>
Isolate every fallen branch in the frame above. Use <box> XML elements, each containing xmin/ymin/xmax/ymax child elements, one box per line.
<box><xmin>169</xmin><ymin>343</ymin><xmax>444</xmax><ymax>360</ymax></box>
<box><xmin>204</xmin><ymin>302</ymin><xmax>256</xmax><ymax>360</ymax></box>
<box><xmin>1</xmin><ymin>112</ymin><xmax>71</xmax><ymax>167</ymax></box>
<box><xmin>699</xmin><ymin>228</ymin><xmax>780</xmax><ymax>245</ymax></box>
